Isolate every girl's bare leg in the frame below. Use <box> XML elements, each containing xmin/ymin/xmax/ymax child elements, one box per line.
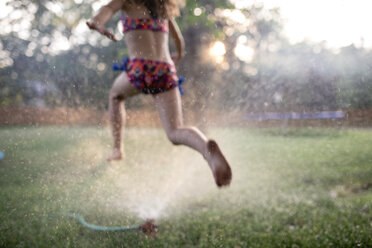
<box><xmin>107</xmin><ymin>72</ymin><xmax>140</xmax><ymax>161</ymax></box>
<box><xmin>153</xmin><ymin>88</ymin><xmax>232</xmax><ymax>187</ymax></box>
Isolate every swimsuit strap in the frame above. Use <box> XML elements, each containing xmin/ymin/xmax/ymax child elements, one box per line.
<box><xmin>121</xmin><ymin>17</ymin><xmax>168</xmax><ymax>33</ymax></box>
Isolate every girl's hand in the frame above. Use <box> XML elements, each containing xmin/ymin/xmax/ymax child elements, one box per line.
<box><xmin>86</xmin><ymin>20</ymin><xmax>118</xmax><ymax>42</ymax></box>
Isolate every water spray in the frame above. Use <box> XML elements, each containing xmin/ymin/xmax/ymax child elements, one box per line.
<box><xmin>62</xmin><ymin>213</ymin><xmax>158</xmax><ymax>236</ymax></box>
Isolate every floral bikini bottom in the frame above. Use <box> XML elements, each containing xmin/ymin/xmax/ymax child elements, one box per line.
<box><xmin>113</xmin><ymin>58</ymin><xmax>185</xmax><ymax>95</ymax></box>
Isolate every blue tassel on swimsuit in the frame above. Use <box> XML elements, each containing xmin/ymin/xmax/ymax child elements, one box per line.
<box><xmin>177</xmin><ymin>76</ymin><xmax>185</xmax><ymax>95</ymax></box>
<box><xmin>112</xmin><ymin>58</ymin><xmax>130</xmax><ymax>71</ymax></box>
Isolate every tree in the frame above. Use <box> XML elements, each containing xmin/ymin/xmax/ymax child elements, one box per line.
<box><xmin>2</xmin><ymin>0</ymin><xmax>372</xmax><ymax>112</ymax></box>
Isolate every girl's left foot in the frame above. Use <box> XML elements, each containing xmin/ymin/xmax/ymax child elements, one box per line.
<box><xmin>106</xmin><ymin>149</ymin><xmax>123</xmax><ymax>161</ymax></box>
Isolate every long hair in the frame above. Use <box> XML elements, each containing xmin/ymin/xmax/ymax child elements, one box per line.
<box><xmin>130</xmin><ymin>0</ymin><xmax>184</xmax><ymax>18</ymax></box>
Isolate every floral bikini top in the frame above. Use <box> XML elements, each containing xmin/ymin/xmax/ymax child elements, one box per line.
<box><xmin>121</xmin><ymin>16</ymin><xmax>168</xmax><ymax>33</ymax></box>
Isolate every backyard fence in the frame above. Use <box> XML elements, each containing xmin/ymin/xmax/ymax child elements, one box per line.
<box><xmin>1</xmin><ymin>107</ymin><xmax>372</xmax><ymax>127</ymax></box>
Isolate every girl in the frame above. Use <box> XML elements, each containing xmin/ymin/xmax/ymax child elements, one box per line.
<box><xmin>86</xmin><ymin>0</ymin><xmax>232</xmax><ymax>187</ymax></box>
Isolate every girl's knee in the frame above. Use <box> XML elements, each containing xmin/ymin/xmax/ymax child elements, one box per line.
<box><xmin>109</xmin><ymin>88</ymin><xmax>123</xmax><ymax>101</ymax></box>
<box><xmin>166</xmin><ymin>129</ymin><xmax>181</xmax><ymax>145</ymax></box>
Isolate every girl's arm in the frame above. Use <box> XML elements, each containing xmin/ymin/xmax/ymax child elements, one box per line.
<box><xmin>86</xmin><ymin>0</ymin><xmax>124</xmax><ymax>42</ymax></box>
<box><xmin>169</xmin><ymin>18</ymin><xmax>185</xmax><ymax>65</ymax></box>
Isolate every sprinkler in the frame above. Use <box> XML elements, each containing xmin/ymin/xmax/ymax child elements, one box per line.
<box><xmin>139</xmin><ymin>219</ymin><xmax>158</xmax><ymax>236</ymax></box>
<box><xmin>61</xmin><ymin>213</ymin><xmax>158</xmax><ymax>236</ymax></box>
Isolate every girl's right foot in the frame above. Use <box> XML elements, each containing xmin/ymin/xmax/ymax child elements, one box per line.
<box><xmin>106</xmin><ymin>149</ymin><xmax>123</xmax><ymax>161</ymax></box>
<box><xmin>206</xmin><ymin>140</ymin><xmax>232</xmax><ymax>187</ymax></box>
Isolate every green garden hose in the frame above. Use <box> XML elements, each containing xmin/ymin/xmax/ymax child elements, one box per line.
<box><xmin>62</xmin><ymin>213</ymin><xmax>158</xmax><ymax>235</ymax></box>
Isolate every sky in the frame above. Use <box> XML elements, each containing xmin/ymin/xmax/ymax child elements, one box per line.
<box><xmin>232</xmin><ymin>0</ymin><xmax>372</xmax><ymax>48</ymax></box>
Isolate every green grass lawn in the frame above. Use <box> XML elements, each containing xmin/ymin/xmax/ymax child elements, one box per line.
<box><xmin>0</xmin><ymin>126</ymin><xmax>371</xmax><ymax>247</ymax></box>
